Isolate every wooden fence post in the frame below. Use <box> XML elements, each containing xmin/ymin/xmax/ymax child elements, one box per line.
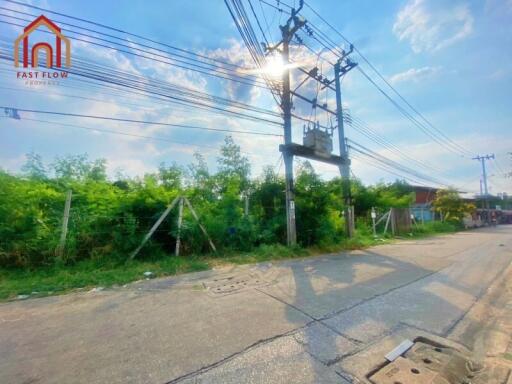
<box><xmin>129</xmin><ymin>196</ymin><xmax>180</xmax><ymax>260</ymax></box>
<box><xmin>184</xmin><ymin>197</ymin><xmax>217</xmax><ymax>253</ymax></box>
<box><xmin>390</xmin><ymin>208</ymin><xmax>396</xmax><ymax>235</ymax></box>
<box><xmin>384</xmin><ymin>208</ymin><xmax>392</xmax><ymax>235</ymax></box>
<box><xmin>371</xmin><ymin>207</ymin><xmax>377</xmax><ymax>237</ymax></box>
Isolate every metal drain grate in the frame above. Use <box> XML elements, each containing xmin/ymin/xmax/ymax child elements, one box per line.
<box><xmin>203</xmin><ymin>274</ymin><xmax>267</xmax><ymax>296</ymax></box>
<box><xmin>369</xmin><ymin>338</ymin><xmax>510</xmax><ymax>384</ymax></box>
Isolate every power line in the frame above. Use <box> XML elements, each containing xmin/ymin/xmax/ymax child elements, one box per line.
<box><xmin>355</xmin><ymin>66</ymin><xmax>467</xmax><ymax>157</ymax></box>
<box><xmin>262</xmin><ymin>0</ymin><xmax>472</xmax><ymax>158</ymax></box>
<box><xmin>350</xmin><ymin>152</ymin><xmax>432</xmax><ymax>187</ymax></box>
<box><xmin>0</xmin><ymin>46</ymin><xmax>284</xmax><ymax>126</ymax></box>
<box><xmin>0</xmin><ymin>116</ymin><xmax>269</xmax><ymax>158</ymax></box>
<box><xmin>2</xmin><ymin>107</ymin><xmax>284</xmax><ymax>137</ymax></box>
<box><xmin>0</xmin><ymin>15</ymin><xmax>271</xmax><ymax>90</ymax></box>
<box><xmin>255</xmin><ymin>0</ymin><xmax>471</xmax><ymax>178</ymax></box>
<box><xmin>0</xmin><ymin>6</ymin><xmax>248</xmax><ymax>72</ymax></box>
<box><xmin>225</xmin><ymin>0</ymin><xmax>282</xmax><ymax>103</ymax></box>
<box><xmin>348</xmin><ymin>140</ymin><xmax>451</xmax><ymax>187</ymax></box>
<box><xmin>2</xmin><ymin>0</ymin><xmax>255</xmax><ymax>71</ymax></box>
<box><xmin>5</xmin><ymin>0</ymin><xmax>473</xmax><ymax>189</ymax></box>
<box><xmin>493</xmin><ymin>156</ymin><xmax>508</xmax><ymax>177</ymax></box>
<box><xmin>345</xmin><ymin>113</ymin><xmax>443</xmax><ymax>173</ymax></box>
<box><xmin>301</xmin><ymin>0</ymin><xmax>474</xmax><ymax>157</ymax></box>
<box><xmin>0</xmin><ymin>56</ymin><xmax>282</xmax><ymax>127</ymax></box>
<box><xmin>0</xmin><ymin>66</ymin><xmax>277</xmax><ymax>127</ymax></box>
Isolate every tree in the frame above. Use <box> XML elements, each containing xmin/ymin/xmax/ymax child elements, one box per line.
<box><xmin>217</xmin><ymin>136</ymin><xmax>250</xmax><ymax>191</ymax></box>
<box><xmin>158</xmin><ymin>162</ymin><xmax>184</xmax><ymax>190</ymax></box>
<box><xmin>294</xmin><ymin>160</ymin><xmax>340</xmax><ymax>245</ymax></box>
<box><xmin>433</xmin><ymin>189</ymin><xmax>475</xmax><ymax>222</ymax></box>
<box><xmin>52</xmin><ymin>154</ymin><xmax>107</xmax><ymax>181</ymax></box>
<box><xmin>251</xmin><ymin>166</ymin><xmax>286</xmax><ymax>243</ymax></box>
<box><xmin>88</xmin><ymin>159</ymin><xmax>107</xmax><ymax>182</ymax></box>
<box><xmin>21</xmin><ymin>151</ymin><xmax>47</xmax><ymax>180</ymax></box>
<box><xmin>373</xmin><ymin>181</ymin><xmax>413</xmax><ymax>209</ymax></box>
<box><xmin>189</xmin><ymin>153</ymin><xmax>209</xmax><ymax>186</ymax></box>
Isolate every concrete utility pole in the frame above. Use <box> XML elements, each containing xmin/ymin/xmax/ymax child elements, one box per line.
<box><xmin>281</xmin><ymin>26</ymin><xmax>296</xmax><ymax>246</ymax></box>
<box><xmin>258</xmin><ymin>0</ymin><xmax>355</xmax><ymax>244</ymax></box>
<box><xmin>278</xmin><ymin>3</ymin><xmax>305</xmax><ymax>246</ymax></box>
<box><xmin>473</xmin><ymin>154</ymin><xmax>495</xmax><ymax>223</ymax></box>
<box><xmin>334</xmin><ymin>49</ymin><xmax>357</xmax><ymax>237</ymax></box>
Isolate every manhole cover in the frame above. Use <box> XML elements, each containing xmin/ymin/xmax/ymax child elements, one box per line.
<box><xmin>203</xmin><ymin>274</ymin><xmax>267</xmax><ymax>296</ymax></box>
<box><xmin>369</xmin><ymin>338</ymin><xmax>510</xmax><ymax>384</ymax></box>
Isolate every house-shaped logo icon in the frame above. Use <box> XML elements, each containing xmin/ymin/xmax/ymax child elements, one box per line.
<box><xmin>14</xmin><ymin>15</ymin><xmax>71</xmax><ymax>68</ymax></box>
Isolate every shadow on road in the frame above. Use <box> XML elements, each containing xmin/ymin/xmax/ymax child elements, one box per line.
<box><xmin>277</xmin><ymin>227</ymin><xmax>512</xmax><ymax>381</ymax></box>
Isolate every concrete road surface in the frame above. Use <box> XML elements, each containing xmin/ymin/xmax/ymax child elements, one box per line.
<box><xmin>1</xmin><ymin>226</ymin><xmax>511</xmax><ymax>383</ymax></box>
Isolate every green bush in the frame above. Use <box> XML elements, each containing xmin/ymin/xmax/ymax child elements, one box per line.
<box><xmin>0</xmin><ymin>137</ymin><xmax>441</xmax><ymax>269</ymax></box>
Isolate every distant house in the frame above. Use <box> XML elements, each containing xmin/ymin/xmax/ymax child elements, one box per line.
<box><xmin>409</xmin><ymin>186</ymin><xmax>438</xmax><ymax>222</ymax></box>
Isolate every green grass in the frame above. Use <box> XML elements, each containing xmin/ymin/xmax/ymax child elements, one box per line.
<box><xmin>0</xmin><ymin>256</ymin><xmax>209</xmax><ymax>301</ymax></box>
<box><xmin>0</xmin><ymin>222</ymin><xmax>461</xmax><ymax>301</ymax></box>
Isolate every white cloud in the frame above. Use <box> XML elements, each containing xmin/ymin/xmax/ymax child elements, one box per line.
<box><xmin>393</xmin><ymin>0</ymin><xmax>474</xmax><ymax>53</ymax></box>
<box><xmin>389</xmin><ymin>66</ymin><xmax>442</xmax><ymax>84</ymax></box>
<box><xmin>206</xmin><ymin>39</ymin><xmax>262</xmax><ymax>103</ymax></box>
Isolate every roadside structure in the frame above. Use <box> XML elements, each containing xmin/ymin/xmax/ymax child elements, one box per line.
<box><xmin>410</xmin><ymin>185</ymin><xmax>438</xmax><ymax>223</ymax></box>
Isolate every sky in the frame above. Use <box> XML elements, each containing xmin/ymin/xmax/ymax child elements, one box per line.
<box><xmin>0</xmin><ymin>0</ymin><xmax>511</xmax><ymax>196</ymax></box>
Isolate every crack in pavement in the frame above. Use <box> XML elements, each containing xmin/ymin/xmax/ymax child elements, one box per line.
<box><xmin>165</xmin><ymin>265</ymin><xmax>446</xmax><ymax>383</ymax></box>
<box><xmin>164</xmin><ymin>231</ymin><xmax>511</xmax><ymax>383</ymax></box>
<box><xmin>163</xmin><ymin>320</ymin><xmax>316</xmax><ymax>384</ymax></box>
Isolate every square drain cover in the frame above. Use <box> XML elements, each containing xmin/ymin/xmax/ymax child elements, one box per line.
<box><xmin>371</xmin><ymin>356</ymin><xmax>436</xmax><ymax>384</ymax></box>
<box><xmin>203</xmin><ymin>274</ymin><xmax>267</xmax><ymax>296</ymax></box>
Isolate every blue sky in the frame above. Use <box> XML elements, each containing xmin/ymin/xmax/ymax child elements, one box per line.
<box><xmin>0</xmin><ymin>0</ymin><xmax>511</xmax><ymax>195</ymax></box>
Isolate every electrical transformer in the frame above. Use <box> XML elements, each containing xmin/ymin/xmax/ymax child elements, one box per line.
<box><xmin>303</xmin><ymin>122</ymin><xmax>333</xmax><ymax>158</ymax></box>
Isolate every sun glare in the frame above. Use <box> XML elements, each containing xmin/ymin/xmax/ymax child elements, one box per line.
<box><xmin>264</xmin><ymin>55</ymin><xmax>285</xmax><ymax>78</ymax></box>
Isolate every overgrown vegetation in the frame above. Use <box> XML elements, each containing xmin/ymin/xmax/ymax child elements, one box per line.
<box><xmin>432</xmin><ymin>189</ymin><xmax>475</xmax><ymax>223</ymax></box>
<box><xmin>0</xmin><ymin>136</ymin><xmax>467</xmax><ymax>299</ymax></box>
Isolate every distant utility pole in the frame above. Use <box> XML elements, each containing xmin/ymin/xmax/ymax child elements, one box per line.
<box><xmin>473</xmin><ymin>154</ymin><xmax>495</xmax><ymax>223</ymax></box>
<box><xmin>509</xmin><ymin>152</ymin><xmax>512</xmax><ymax>178</ymax></box>
<box><xmin>473</xmin><ymin>154</ymin><xmax>494</xmax><ymax>196</ymax></box>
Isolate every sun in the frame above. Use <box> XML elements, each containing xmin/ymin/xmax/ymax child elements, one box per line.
<box><xmin>264</xmin><ymin>55</ymin><xmax>286</xmax><ymax>78</ymax></box>
<box><xmin>238</xmin><ymin>54</ymin><xmax>303</xmax><ymax>78</ymax></box>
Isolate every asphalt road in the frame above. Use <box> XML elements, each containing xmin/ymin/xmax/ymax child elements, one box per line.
<box><xmin>1</xmin><ymin>226</ymin><xmax>511</xmax><ymax>383</ymax></box>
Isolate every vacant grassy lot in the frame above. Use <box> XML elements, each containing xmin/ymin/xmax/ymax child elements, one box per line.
<box><xmin>0</xmin><ymin>221</ymin><xmax>460</xmax><ymax>301</ymax></box>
